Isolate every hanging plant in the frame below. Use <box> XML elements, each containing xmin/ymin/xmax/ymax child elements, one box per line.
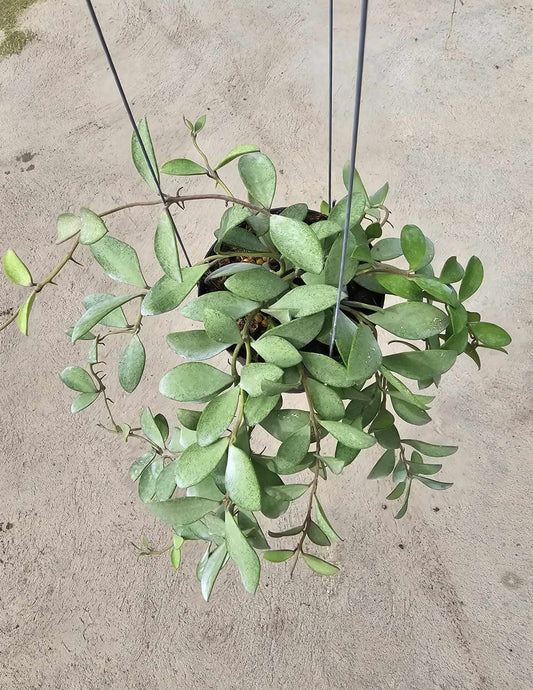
<box><xmin>0</xmin><ymin>116</ymin><xmax>511</xmax><ymax>600</ymax></box>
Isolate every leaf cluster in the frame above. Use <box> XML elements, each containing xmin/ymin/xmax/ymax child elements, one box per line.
<box><xmin>0</xmin><ymin>115</ymin><xmax>511</xmax><ymax>600</ymax></box>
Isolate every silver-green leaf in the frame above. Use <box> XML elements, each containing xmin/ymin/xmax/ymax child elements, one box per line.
<box><xmin>159</xmin><ymin>362</ymin><xmax>233</xmax><ymax>403</ymax></box>
<box><xmin>225</xmin><ymin>445</ymin><xmax>262</xmax><ymax>511</ymax></box>
<box><xmin>225</xmin><ymin>510</ymin><xmax>261</xmax><ymax>593</ymax></box>
<box><xmin>90</xmin><ymin>235</ymin><xmax>147</xmax><ymax>288</ymax></box>
<box><xmin>196</xmin><ymin>387</ymin><xmax>240</xmax><ymax>447</ymax></box>
<box><xmin>269</xmin><ymin>215</ymin><xmax>324</xmax><ymax>274</ymax></box>
<box><xmin>175</xmin><ymin>437</ymin><xmax>229</xmax><ymax>488</ymax></box>
<box><xmin>238</xmin><ymin>152</ymin><xmax>276</xmax><ymax>208</ymax></box>
<box><xmin>154</xmin><ymin>211</ymin><xmax>182</xmax><ymax>282</ymax></box>
<box><xmin>118</xmin><ymin>334</ymin><xmax>145</xmax><ymax>393</ymax></box>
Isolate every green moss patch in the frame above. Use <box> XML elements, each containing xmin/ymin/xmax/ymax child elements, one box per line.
<box><xmin>0</xmin><ymin>0</ymin><xmax>41</xmax><ymax>59</ymax></box>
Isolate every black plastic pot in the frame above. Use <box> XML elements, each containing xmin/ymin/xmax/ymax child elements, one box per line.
<box><xmin>197</xmin><ymin>207</ymin><xmax>385</xmax><ymax>364</ymax></box>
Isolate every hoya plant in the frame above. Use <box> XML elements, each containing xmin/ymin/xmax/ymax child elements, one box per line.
<box><xmin>1</xmin><ymin>116</ymin><xmax>511</xmax><ymax>600</ymax></box>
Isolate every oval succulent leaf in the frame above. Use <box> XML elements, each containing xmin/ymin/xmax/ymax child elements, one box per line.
<box><xmin>402</xmin><ymin>439</ymin><xmax>458</xmax><ymax>457</ymax></box>
<box><xmin>383</xmin><ymin>349</ymin><xmax>457</xmax><ymax>380</ymax></box>
<box><xmin>306</xmin><ymin>378</ymin><xmax>345</xmax><ymax>421</ymax></box>
<box><xmin>328</xmin><ymin>191</ymin><xmax>367</xmax><ymax>231</ymax></box>
<box><xmin>469</xmin><ymin>322</ymin><xmax>511</xmax><ymax>348</ymax></box>
<box><xmin>265</xmin><ymin>484</ymin><xmax>308</xmax><ymax>501</ymax></box>
<box><xmin>302</xmin><ymin>553</ymin><xmax>339</xmax><ymax>576</ymax></box>
<box><xmin>369</xmin><ymin>181</ymin><xmax>389</xmax><ymax>207</ymax></box>
<box><xmin>244</xmin><ymin>393</ymin><xmax>281</xmax><ymax>426</ymax></box>
<box><xmin>196</xmin><ymin>387</ymin><xmax>240</xmax><ymax>447</ymax></box>
<box><xmin>380</xmin><ymin>367</ymin><xmax>429</xmax><ymax>410</ymax></box>
<box><xmin>201</xmin><ymin>543</ymin><xmax>228</xmax><ymax>602</ymax></box>
<box><xmin>90</xmin><ymin>235</ymin><xmax>147</xmax><ymax>288</ymax></box>
<box><xmin>156</xmin><ymin>460</ymin><xmax>178</xmax><ymax>500</ymax></box>
<box><xmin>141</xmin><ymin>266</ymin><xmax>209</xmax><ymax>316</ymax></box>
<box><xmin>79</xmin><ymin>208</ymin><xmax>107</xmax><ymax>245</ymax></box>
<box><xmin>118</xmin><ymin>334</ymin><xmax>145</xmax><ymax>393</ymax></box>
<box><xmin>347</xmin><ymin>325</ymin><xmax>382</xmax><ymax>382</ymax></box>
<box><xmin>83</xmin><ymin>293</ymin><xmax>128</xmax><ymax>327</ymax></box>
<box><xmin>366</xmin><ymin>302</ymin><xmax>449</xmax><ymax>340</ymax></box>
<box><xmin>160</xmin><ymin>362</ymin><xmax>233</xmax><ymax>403</ymax></box>
<box><xmin>239</xmin><ymin>363</ymin><xmax>284</xmax><ymax>398</ymax></box>
<box><xmin>215</xmin><ymin>145</ymin><xmax>260</xmax><ymax>171</ymax></box>
<box><xmin>259</xmin><ymin>312</ymin><xmax>324</xmax><ymax>349</ymax></box>
<box><xmin>269</xmin><ymin>215</ymin><xmax>324</xmax><ymax>274</ymax></box>
<box><xmin>175</xmin><ymin>438</ymin><xmax>230</xmax><ymax>488</ymax></box>
<box><xmin>60</xmin><ymin>366</ymin><xmax>96</xmax><ymax>393</ymax></box>
<box><xmin>182</xmin><ymin>292</ymin><xmax>260</xmax><ymax>321</ymax></box>
<box><xmin>225</xmin><ymin>267</ymin><xmax>288</xmax><ymax>302</ymax></box>
<box><xmin>225</xmin><ymin>510</ymin><xmax>261</xmax><ymax>594</ymax></box>
<box><xmin>440</xmin><ymin>256</ymin><xmax>464</xmax><ymax>283</ymax></box>
<box><xmin>194</xmin><ymin>115</ymin><xmax>206</xmax><ymax>132</ymax></box>
<box><xmin>342</xmin><ymin>165</ymin><xmax>369</xmax><ymax>202</ymax></box>
<box><xmin>307</xmin><ymin>521</ymin><xmax>331</xmax><ymax>546</ymax></box>
<box><xmin>371</xmin><ymin>238</ymin><xmax>402</xmax><ymax>261</ymax></box>
<box><xmin>324</xmin><ymin>233</ymin><xmax>359</xmax><ymax>286</ymax></box>
<box><xmin>401</xmin><ymin>225</ymin><xmax>426</xmax><ymax>270</ymax></box>
<box><xmin>71</xmin><ymin>391</ymin><xmax>100</xmax><ymax>414</ymax></box>
<box><xmin>301</xmin><ymin>352</ymin><xmax>356</xmax><ymax>387</ymax></box>
<box><xmin>166</xmin><ymin>330</ymin><xmax>230</xmax><ymax>360</ymax></box>
<box><xmin>391</xmin><ymin>396</ymin><xmax>431</xmax><ymax>426</ymax></box>
<box><xmin>415</xmin><ymin>476</ymin><xmax>453</xmax><ymax>491</ymax></box>
<box><xmin>17</xmin><ymin>293</ymin><xmax>36</xmax><ymax>335</ymax></box>
<box><xmin>412</xmin><ymin>276</ymin><xmax>458</xmax><ymax>306</ymax></box>
<box><xmin>320</xmin><ymin>420</ymin><xmax>375</xmax><ymax>449</ymax></box>
<box><xmin>176</xmin><ymin>408</ymin><xmax>202</xmax><ymax>430</ymax></box>
<box><xmin>56</xmin><ymin>213</ymin><xmax>81</xmax><ymax>244</ymax></box>
<box><xmin>376</xmin><ymin>274</ymin><xmax>423</xmax><ymax>300</ymax></box>
<box><xmin>207</xmin><ymin>262</ymin><xmax>259</xmax><ymax>281</ymax></box>
<box><xmin>161</xmin><ymin>158</ymin><xmax>207</xmax><ymax>176</ymax></box>
<box><xmin>367</xmin><ymin>448</ymin><xmax>396</xmax><ymax>479</ymax></box>
<box><xmin>2</xmin><ymin>249</ymin><xmax>32</xmax><ymax>286</ymax></box>
<box><xmin>314</xmin><ymin>496</ymin><xmax>342</xmax><ymax>542</ymax></box>
<box><xmin>225</xmin><ymin>445</ymin><xmax>262</xmax><ymax>511</ymax></box>
<box><xmin>203</xmin><ymin>308</ymin><xmax>242</xmax><ymax>344</ymax></box>
<box><xmin>154</xmin><ymin>211</ymin><xmax>182</xmax><ymax>282</ymax></box>
<box><xmin>141</xmin><ymin>408</ymin><xmax>165</xmax><ymax>448</ymax></box>
<box><xmin>72</xmin><ymin>294</ymin><xmax>141</xmax><ymax>342</ymax></box>
<box><xmin>146</xmin><ymin>497</ymin><xmax>220</xmax><ymax>527</ymax></box>
<box><xmin>218</xmin><ymin>205</ymin><xmax>252</xmax><ymax>237</ymax></box>
<box><xmin>129</xmin><ymin>451</ymin><xmax>156</xmax><ymax>481</ymax></box>
<box><xmin>263</xmin><ymin>549</ymin><xmax>294</xmax><ymax>563</ymax></box>
<box><xmin>238</xmin><ymin>152</ymin><xmax>276</xmax><ymax>208</ymax></box>
<box><xmin>267</xmin><ymin>284</ymin><xmax>338</xmax><ymax>317</ymax></box>
<box><xmin>251</xmin><ymin>336</ymin><xmax>302</xmax><ymax>368</ymax></box>
<box><xmin>459</xmin><ymin>256</ymin><xmax>484</xmax><ymax>302</ymax></box>
<box><xmin>277</xmin><ymin>425</ymin><xmax>311</xmax><ymax>466</ymax></box>
<box><xmin>310</xmin><ymin>220</ymin><xmax>342</xmax><ymax>241</ymax></box>
<box><xmin>131</xmin><ymin>118</ymin><xmax>159</xmax><ymax>193</ymax></box>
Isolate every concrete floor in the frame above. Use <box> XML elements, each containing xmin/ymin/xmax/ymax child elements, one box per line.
<box><xmin>0</xmin><ymin>1</ymin><xmax>531</xmax><ymax>688</ymax></box>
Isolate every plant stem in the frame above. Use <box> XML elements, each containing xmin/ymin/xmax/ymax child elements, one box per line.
<box><xmin>166</xmin><ymin>193</ymin><xmax>271</xmax><ymax>217</ymax></box>
<box><xmin>229</xmin><ymin>313</ymin><xmax>255</xmax><ymax>442</ymax></box>
<box><xmin>99</xmin><ymin>200</ymin><xmax>162</xmax><ymax>217</ymax></box>
<box><xmin>89</xmin><ymin>362</ymin><xmax>117</xmax><ymax>429</ymax></box>
<box><xmin>355</xmin><ymin>263</ymin><xmax>412</xmax><ymax>278</ymax></box>
<box><xmin>190</xmin><ymin>132</ymin><xmax>235</xmax><ymax>198</ymax></box>
<box><xmin>0</xmin><ymin>237</ymin><xmax>81</xmax><ymax>333</ymax></box>
<box><xmin>195</xmin><ymin>251</ymin><xmax>277</xmax><ymax>266</ymax></box>
<box><xmin>231</xmin><ymin>342</ymin><xmax>243</xmax><ymax>381</ymax></box>
<box><xmin>0</xmin><ymin>198</ymin><xmax>163</xmax><ymax>335</ymax></box>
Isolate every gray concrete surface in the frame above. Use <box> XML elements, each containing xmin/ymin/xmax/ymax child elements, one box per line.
<box><xmin>0</xmin><ymin>1</ymin><xmax>531</xmax><ymax>688</ymax></box>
